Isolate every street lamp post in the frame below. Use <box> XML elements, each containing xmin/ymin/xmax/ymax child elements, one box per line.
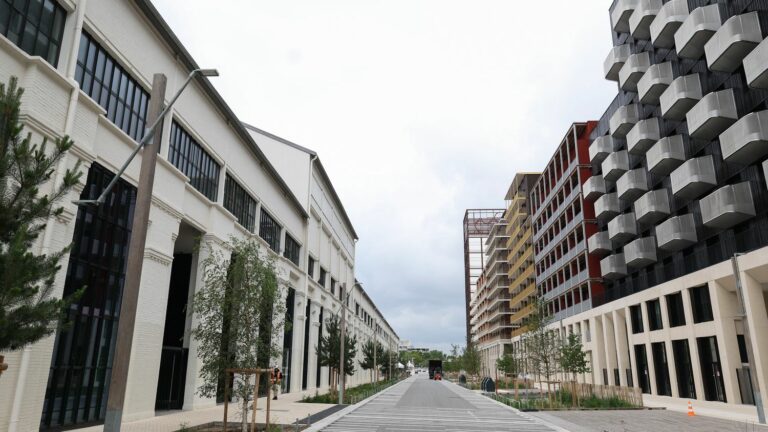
<box><xmin>101</xmin><ymin>69</ymin><xmax>218</xmax><ymax>432</ymax></box>
<box><xmin>339</xmin><ymin>285</ymin><xmax>347</xmax><ymax>405</ymax></box>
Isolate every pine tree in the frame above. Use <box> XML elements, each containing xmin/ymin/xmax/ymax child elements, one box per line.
<box><xmin>0</xmin><ymin>76</ymin><xmax>83</xmax><ymax>362</ymax></box>
<box><xmin>359</xmin><ymin>339</ymin><xmax>383</xmax><ymax>382</ymax></box>
<box><xmin>316</xmin><ymin>314</ymin><xmax>357</xmax><ymax>396</ymax></box>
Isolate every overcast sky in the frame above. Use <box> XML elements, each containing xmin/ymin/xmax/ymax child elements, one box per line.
<box><xmin>153</xmin><ymin>0</ymin><xmax>618</xmax><ymax>352</ymax></box>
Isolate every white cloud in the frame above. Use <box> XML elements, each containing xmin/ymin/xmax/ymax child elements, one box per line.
<box><xmin>153</xmin><ymin>0</ymin><xmax>618</xmax><ymax>350</ymax></box>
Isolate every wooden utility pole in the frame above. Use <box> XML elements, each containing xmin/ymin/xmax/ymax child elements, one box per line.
<box><xmin>339</xmin><ymin>286</ymin><xmax>347</xmax><ymax>404</ymax></box>
<box><xmin>103</xmin><ymin>74</ymin><xmax>167</xmax><ymax>431</ymax></box>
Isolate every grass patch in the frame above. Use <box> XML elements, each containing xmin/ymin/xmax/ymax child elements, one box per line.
<box><xmin>487</xmin><ymin>390</ymin><xmax>638</xmax><ymax>411</ymax></box>
<box><xmin>301</xmin><ymin>378</ymin><xmax>402</xmax><ymax>404</ymax></box>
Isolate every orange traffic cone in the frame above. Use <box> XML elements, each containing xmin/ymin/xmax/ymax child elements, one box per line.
<box><xmin>687</xmin><ymin>400</ymin><xmax>695</xmax><ymax>417</ymax></box>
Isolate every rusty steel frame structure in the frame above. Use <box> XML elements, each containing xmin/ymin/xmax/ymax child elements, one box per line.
<box><xmin>463</xmin><ymin>209</ymin><xmax>504</xmax><ymax>342</ymax></box>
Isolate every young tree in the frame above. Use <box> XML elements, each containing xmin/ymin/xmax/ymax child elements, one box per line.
<box><xmin>0</xmin><ymin>76</ymin><xmax>83</xmax><ymax>370</ymax></box>
<box><xmin>190</xmin><ymin>238</ymin><xmax>286</xmax><ymax>432</ymax></box>
<box><xmin>316</xmin><ymin>313</ymin><xmax>358</xmax><ymax>396</ymax></box>
<box><xmin>496</xmin><ymin>345</ymin><xmax>521</xmax><ymax>399</ymax></box>
<box><xmin>462</xmin><ymin>341</ymin><xmax>481</xmax><ymax>381</ymax></box>
<box><xmin>559</xmin><ymin>333</ymin><xmax>590</xmax><ymax>406</ymax></box>
<box><xmin>524</xmin><ymin>300</ymin><xmax>559</xmax><ymax>401</ymax></box>
<box><xmin>359</xmin><ymin>339</ymin><xmax>383</xmax><ymax>382</ymax></box>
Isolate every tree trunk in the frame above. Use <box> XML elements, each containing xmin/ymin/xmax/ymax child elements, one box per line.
<box><xmin>513</xmin><ymin>377</ymin><xmax>518</xmax><ymax>401</ymax></box>
<box><xmin>241</xmin><ymin>375</ymin><xmax>249</xmax><ymax>432</ymax></box>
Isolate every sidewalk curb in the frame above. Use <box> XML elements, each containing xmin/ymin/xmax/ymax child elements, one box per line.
<box><xmin>302</xmin><ymin>379</ymin><xmax>410</xmax><ymax>432</ymax></box>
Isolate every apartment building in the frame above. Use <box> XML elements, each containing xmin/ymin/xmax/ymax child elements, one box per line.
<box><xmin>559</xmin><ymin>0</ymin><xmax>768</xmax><ymax>418</ymax></box>
<box><xmin>0</xmin><ymin>1</ymin><xmax>398</xmax><ymax>430</ymax></box>
<box><xmin>463</xmin><ymin>209</ymin><xmax>504</xmax><ymax>341</ymax></box>
<box><xmin>530</xmin><ymin>122</ymin><xmax>605</xmax><ymax>322</ymax></box>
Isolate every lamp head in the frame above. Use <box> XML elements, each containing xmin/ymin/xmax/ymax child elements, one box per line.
<box><xmin>198</xmin><ymin>68</ymin><xmax>219</xmax><ymax>77</ymax></box>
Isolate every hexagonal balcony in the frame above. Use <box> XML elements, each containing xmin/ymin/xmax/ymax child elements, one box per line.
<box><xmin>634</xmin><ymin>189</ymin><xmax>671</xmax><ymax>225</ymax></box>
<box><xmin>627</xmin><ymin>117</ymin><xmax>661</xmax><ymax>155</ymax></box>
<box><xmin>611</xmin><ymin>0</ymin><xmax>642</xmax><ymax>33</ymax></box>
<box><xmin>720</xmin><ymin>110</ymin><xmax>768</xmax><ymax>165</ymax></box>
<box><xmin>660</xmin><ymin>74</ymin><xmax>702</xmax><ymax>120</ymax></box>
<box><xmin>656</xmin><ymin>214</ymin><xmax>697</xmax><ymax>251</ymax></box>
<box><xmin>700</xmin><ymin>182</ymin><xmax>756</xmax><ymax>229</ymax></box>
<box><xmin>590</xmin><ymin>135</ymin><xmax>615</xmax><ymax>164</ymax></box>
<box><xmin>744</xmin><ymin>38</ymin><xmax>768</xmax><ymax>89</ymax></box>
<box><xmin>608</xmin><ymin>212</ymin><xmax>638</xmax><ymax>245</ymax></box>
<box><xmin>588</xmin><ymin>231</ymin><xmax>612</xmax><ymax>257</ymax></box>
<box><xmin>604</xmin><ymin>45</ymin><xmax>631</xmax><ymax>82</ymax></box>
<box><xmin>601</xmin><ymin>254</ymin><xmax>628</xmax><ymax>279</ymax></box>
<box><xmin>704</xmin><ymin>12</ymin><xmax>762</xmax><ymax>73</ymax></box>
<box><xmin>625</xmin><ymin>237</ymin><xmax>658</xmax><ymax>268</ymax></box>
<box><xmin>602</xmin><ymin>150</ymin><xmax>630</xmax><ymax>182</ymax></box>
<box><xmin>650</xmin><ymin>0</ymin><xmax>689</xmax><ymax>48</ymax></box>
<box><xmin>595</xmin><ymin>193</ymin><xmax>620</xmax><ymax>221</ymax></box>
<box><xmin>630</xmin><ymin>0</ymin><xmax>662</xmax><ymax>40</ymax></box>
<box><xmin>686</xmin><ymin>89</ymin><xmax>738</xmax><ymax>141</ymax></box>
<box><xmin>675</xmin><ymin>5</ymin><xmax>722</xmax><ymax>60</ymax></box>
<box><xmin>584</xmin><ymin>176</ymin><xmax>607</xmax><ymax>201</ymax></box>
<box><xmin>670</xmin><ymin>155</ymin><xmax>716</xmax><ymax>199</ymax></box>
<box><xmin>610</xmin><ymin>104</ymin><xmax>641</xmax><ymax>138</ymax></box>
<box><xmin>619</xmin><ymin>52</ymin><xmax>651</xmax><ymax>91</ymax></box>
<box><xmin>617</xmin><ymin>168</ymin><xmax>649</xmax><ymax>201</ymax></box>
<box><xmin>647</xmin><ymin>135</ymin><xmax>686</xmax><ymax>176</ymax></box>
<box><xmin>638</xmin><ymin>62</ymin><xmax>674</xmax><ymax>105</ymax></box>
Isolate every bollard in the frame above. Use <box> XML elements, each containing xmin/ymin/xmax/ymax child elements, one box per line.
<box><xmin>294</xmin><ymin>418</ymin><xmax>299</xmax><ymax>432</ymax></box>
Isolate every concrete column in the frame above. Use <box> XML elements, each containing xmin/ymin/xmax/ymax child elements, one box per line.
<box><xmin>657</xmin><ymin>295</ymin><xmax>679</xmax><ymax>398</ymax></box>
<box><xmin>290</xmin><ymin>292</ymin><xmax>306</xmax><ymax>394</ymax></box>
<box><xmin>603</xmin><ymin>313</ymin><xmax>619</xmax><ymax>385</ymax></box>
<box><xmin>613</xmin><ymin>309</ymin><xmax>630</xmax><ymax>387</ymax></box>
<box><xmin>681</xmin><ymin>286</ymin><xmax>706</xmax><ymax>400</ymax></box>
<box><xmin>710</xmin><ymin>280</ymin><xmax>741</xmax><ymax>404</ymax></box>
<box><xmin>624</xmin><ymin>307</ymin><xmax>641</xmax><ymax>390</ymax></box>
<box><xmin>306</xmin><ymin>302</ymin><xmax>321</xmax><ymax>390</ymax></box>
<box><xmin>741</xmin><ymin>271</ymin><xmax>768</xmax><ymax>415</ymax></box>
<box><xmin>592</xmin><ymin>316</ymin><xmax>607</xmax><ymax>385</ymax></box>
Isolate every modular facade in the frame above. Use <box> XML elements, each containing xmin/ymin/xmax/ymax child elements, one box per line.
<box><xmin>0</xmin><ymin>1</ymin><xmax>398</xmax><ymax>430</ymax></box>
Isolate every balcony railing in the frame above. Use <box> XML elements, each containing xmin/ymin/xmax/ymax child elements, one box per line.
<box><xmin>617</xmin><ymin>168</ymin><xmax>649</xmax><ymax>201</ymax></box>
<box><xmin>650</xmin><ymin>0</ymin><xmax>688</xmax><ymax>48</ymax></box>
<box><xmin>660</xmin><ymin>74</ymin><xmax>702</xmax><ymax>120</ymax></box>
<box><xmin>656</xmin><ymin>214</ymin><xmax>697</xmax><ymax>251</ymax></box>
<box><xmin>629</xmin><ymin>0</ymin><xmax>662</xmax><ymax>40</ymax></box>
<box><xmin>601</xmin><ymin>253</ymin><xmax>628</xmax><ymax>279</ymax></box>
<box><xmin>619</xmin><ymin>52</ymin><xmax>651</xmax><ymax>91</ymax></box>
<box><xmin>687</xmin><ymin>89</ymin><xmax>738</xmax><ymax>141</ymax></box>
<box><xmin>590</xmin><ymin>135</ymin><xmax>616</xmax><ymax>164</ymax></box>
<box><xmin>584</xmin><ymin>176</ymin><xmax>607</xmax><ymax>201</ymax></box>
<box><xmin>638</xmin><ymin>62</ymin><xmax>674</xmax><ymax>105</ymax></box>
<box><xmin>625</xmin><ymin>237</ymin><xmax>658</xmax><ymax>268</ymax></box>
<box><xmin>675</xmin><ymin>4</ymin><xmax>722</xmax><ymax>59</ymax></box>
<box><xmin>611</xmin><ymin>0</ymin><xmax>642</xmax><ymax>33</ymax></box>
<box><xmin>671</xmin><ymin>155</ymin><xmax>717</xmax><ymax>199</ymax></box>
<box><xmin>604</xmin><ymin>45</ymin><xmax>631</xmax><ymax>82</ymax></box>
<box><xmin>608</xmin><ymin>212</ymin><xmax>638</xmax><ymax>245</ymax></box>
<box><xmin>588</xmin><ymin>231</ymin><xmax>612</xmax><ymax>256</ymax></box>
<box><xmin>602</xmin><ymin>150</ymin><xmax>630</xmax><ymax>182</ymax></box>
<box><xmin>627</xmin><ymin>117</ymin><xmax>661</xmax><ymax>155</ymax></box>
<box><xmin>595</xmin><ymin>192</ymin><xmax>620</xmax><ymax>220</ymax></box>
<box><xmin>647</xmin><ymin>135</ymin><xmax>685</xmax><ymax>176</ymax></box>
<box><xmin>704</xmin><ymin>12</ymin><xmax>762</xmax><ymax>73</ymax></box>
<box><xmin>744</xmin><ymin>37</ymin><xmax>768</xmax><ymax>89</ymax></box>
<box><xmin>719</xmin><ymin>110</ymin><xmax>768</xmax><ymax>166</ymax></box>
<box><xmin>634</xmin><ymin>189</ymin><xmax>671</xmax><ymax>225</ymax></box>
<box><xmin>700</xmin><ymin>182</ymin><xmax>756</xmax><ymax>229</ymax></box>
<box><xmin>610</xmin><ymin>104</ymin><xmax>641</xmax><ymax>138</ymax></box>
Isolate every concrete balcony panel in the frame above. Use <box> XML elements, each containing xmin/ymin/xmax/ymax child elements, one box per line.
<box><xmin>675</xmin><ymin>5</ymin><xmax>722</xmax><ymax>59</ymax></box>
<box><xmin>627</xmin><ymin>117</ymin><xmax>661</xmax><ymax>155</ymax></box>
<box><xmin>660</xmin><ymin>74</ymin><xmax>702</xmax><ymax>120</ymax></box>
<box><xmin>704</xmin><ymin>12</ymin><xmax>762</xmax><ymax>73</ymax></box>
<box><xmin>647</xmin><ymin>135</ymin><xmax>686</xmax><ymax>176</ymax></box>
<box><xmin>617</xmin><ymin>168</ymin><xmax>649</xmax><ymax>201</ymax></box>
<box><xmin>671</xmin><ymin>155</ymin><xmax>717</xmax><ymax>199</ymax></box>
<box><xmin>602</xmin><ymin>150</ymin><xmax>630</xmax><ymax>182</ymax></box>
<box><xmin>584</xmin><ymin>176</ymin><xmax>607</xmax><ymax>201</ymax></box>
<box><xmin>744</xmin><ymin>37</ymin><xmax>768</xmax><ymax>89</ymax></box>
<box><xmin>595</xmin><ymin>193</ymin><xmax>621</xmax><ymax>221</ymax></box>
<box><xmin>638</xmin><ymin>62</ymin><xmax>674</xmax><ymax>105</ymax></box>
<box><xmin>630</xmin><ymin>0</ymin><xmax>663</xmax><ymax>40</ymax></box>
<box><xmin>634</xmin><ymin>189</ymin><xmax>671</xmax><ymax>225</ymax></box>
<box><xmin>700</xmin><ymin>182</ymin><xmax>756</xmax><ymax>229</ymax></box>
<box><xmin>611</xmin><ymin>0</ymin><xmax>642</xmax><ymax>33</ymax></box>
<box><xmin>650</xmin><ymin>0</ymin><xmax>689</xmax><ymax>48</ymax></box>
<box><xmin>608</xmin><ymin>212</ymin><xmax>638</xmax><ymax>245</ymax></box>
<box><xmin>601</xmin><ymin>253</ymin><xmax>628</xmax><ymax>279</ymax></box>
<box><xmin>604</xmin><ymin>44</ymin><xmax>632</xmax><ymax>81</ymax></box>
<box><xmin>656</xmin><ymin>214</ymin><xmax>697</xmax><ymax>251</ymax></box>
<box><xmin>625</xmin><ymin>237</ymin><xmax>658</xmax><ymax>268</ymax></box>
<box><xmin>619</xmin><ymin>52</ymin><xmax>652</xmax><ymax>91</ymax></box>
<box><xmin>611</xmin><ymin>104</ymin><xmax>641</xmax><ymax>138</ymax></box>
<box><xmin>686</xmin><ymin>89</ymin><xmax>738</xmax><ymax>141</ymax></box>
<box><xmin>720</xmin><ymin>110</ymin><xmax>768</xmax><ymax>165</ymax></box>
<box><xmin>588</xmin><ymin>231</ymin><xmax>612</xmax><ymax>257</ymax></box>
<box><xmin>590</xmin><ymin>135</ymin><xmax>616</xmax><ymax>164</ymax></box>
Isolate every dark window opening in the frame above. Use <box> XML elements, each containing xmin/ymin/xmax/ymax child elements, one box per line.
<box><xmin>630</xmin><ymin>304</ymin><xmax>644</xmax><ymax>334</ymax></box>
<box><xmin>666</xmin><ymin>292</ymin><xmax>686</xmax><ymax>327</ymax></box>
<box><xmin>168</xmin><ymin>121</ymin><xmax>221</xmax><ymax>201</ymax></box>
<box><xmin>1</xmin><ymin>0</ymin><xmax>66</xmax><ymax>66</ymax></box>
<box><xmin>651</xmin><ymin>342</ymin><xmax>672</xmax><ymax>396</ymax></box>
<box><xmin>282</xmin><ymin>288</ymin><xmax>295</xmax><ymax>392</ymax></box>
<box><xmin>647</xmin><ymin>299</ymin><xmax>663</xmax><ymax>331</ymax></box>
<box><xmin>302</xmin><ymin>300</ymin><xmax>311</xmax><ymax>390</ymax></box>
<box><xmin>259</xmin><ymin>209</ymin><xmax>281</xmax><ymax>252</ymax></box>
<box><xmin>223</xmin><ymin>174</ymin><xmax>257</xmax><ymax>232</ymax></box>
<box><xmin>284</xmin><ymin>234</ymin><xmax>300</xmax><ymax>267</ymax></box>
<box><xmin>697</xmin><ymin>336</ymin><xmax>727</xmax><ymax>402</ymax></box>
<box><xmin>635</xmin><ymin>344</ymin><xmax>651</xmax><ymax>394</ymax></box>
<box><xmin>690</xmin><ymin>285</ymin><xmax>714</xmax><ymax>323</ymax></box>
<box><xmin>672</xmin><ymin>339</ymin><xmax>696</xmax><ymax>399</ymax></box>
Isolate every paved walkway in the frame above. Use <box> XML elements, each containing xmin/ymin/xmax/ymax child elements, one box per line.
<box><xmin>312</xmin><ymin>375</ymin><xmax>561</xmax><ymax>431</ymax></box>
